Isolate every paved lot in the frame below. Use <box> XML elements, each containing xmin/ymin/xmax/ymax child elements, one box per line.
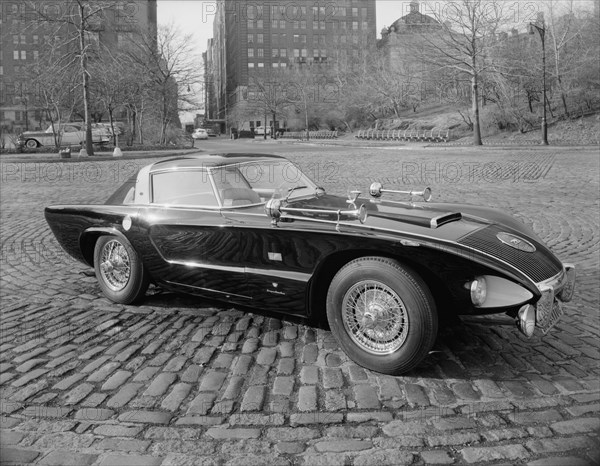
<box><xmin>1</xmin><ymin>142</ymin><xmax>599</xmax><ymax>465</ymax></box>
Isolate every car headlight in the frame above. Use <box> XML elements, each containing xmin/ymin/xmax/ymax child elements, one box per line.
<box><xmin>470</xmin><ymin>276</ymin><xmax>487</xmax><ymax>307</ymax></box>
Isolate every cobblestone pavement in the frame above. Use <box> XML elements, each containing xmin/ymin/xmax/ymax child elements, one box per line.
<box><xmin>1</xmin><ymin>144</ymin><xmax>599</xmax><ymax>465</ymax></box>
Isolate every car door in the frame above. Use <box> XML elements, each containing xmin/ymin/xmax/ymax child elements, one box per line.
<box><xmin>220</xmin><ymin>208</ymin><xmax>340</xmax><ymax>317</ymax></box>
<box><xmin>139</xmin><ymin>168</ymin><xmax>250</xmax><ymax>302</ymax></box>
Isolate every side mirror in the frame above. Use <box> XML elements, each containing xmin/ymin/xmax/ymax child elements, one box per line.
<box><xmin>369</xmin><ymin>182</ymin><xmax>383</xmax><ymax>198</ymax></box>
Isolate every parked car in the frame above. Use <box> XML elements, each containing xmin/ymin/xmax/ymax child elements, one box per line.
<box><xmin>45</xmin><ymin>153</ymin><xmax>575</xmax><ymax>375</ymax></box>
<box><xmin>192</xmin><ymin>128</ymin><xmax>209</xmax><ymax>140</ymax></box>
<box><xmin>254</xmin><ymin>126</ymin><xmax>271</xmax><ymax>135</ymax></box>
<box><xmin>17</xmin><ymin>123</ymin><xmax>111</xmax><ymax>149</ymax></box>
<box><xmin>206</xmin><ymin>128</ymin><xmax>218</xmax><ymax>137</ymax></box>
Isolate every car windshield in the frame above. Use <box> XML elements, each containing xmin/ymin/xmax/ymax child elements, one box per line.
<box><xmin>210</xmin><ymin>160</ymin><xmax>320</xmax><ymax>206</ymax></box>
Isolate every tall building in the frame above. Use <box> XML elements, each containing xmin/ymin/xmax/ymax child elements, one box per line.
<box><xmin>0</xmin><ymin>0</ymin><xmax>157</xmax><ymax>133</ymax></box>
<box><xmin>207</xmin><ymin>0</ymin><xmax>376</xmax><ymax>131</ymax></box>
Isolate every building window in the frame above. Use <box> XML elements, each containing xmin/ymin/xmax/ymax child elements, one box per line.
<box><xmin>340</xmin><ymin>7</ymin><xmax>346</xmax><ymax>16</ymax></box>
<box><xmin>21</xmin><ymin>34</ymin><xmax>26</xmax><ymax>44</ymax></box>
<box><xmin>313</xmin><ymin>49</ymin><xmax>319</xmax><ymax>58</ymax></box>
<box><xmin>33</xmin><ymin>50</ymin><xmax>39</xmax><ymax>60</ymax></box>
<box><xmin>0</xmin><ymin>66</ymin><xmax>3</xmax><ymax>75</ymax></box>
<box><xmin>248</xmin><ymin>48</ymin><xmax>254</xmax><ymax>57</ymax></box>
<box><xmin>279</xmin><ymin>20</ymin><xmax>285</xmax><ymax>29</ymax></box>
<box><xmin>352</xmin><ymin>8</ymin><xmax>358</xmax><ymax>16</ymax></box>
<box><xmin>257</xmin><ymin>34</ymin><xmax>263</xmax><ymax>43</ymax></box>
<box><xmin>301</xmin><ymin>20</ymin><xmax>306</xmax><ymax>28</ymax></box>
<box><xmin>293</xmin><ymin>49</ymin><xmax>300</xmax><ymax>57</ymax></box>
<box><xmin>280</xmin><ymin>48</ymin><xmax>287</xmax><ymax>57</ymax></box>
<box><xmin>293</xmin><ymin>22</ymin><xmax>299</xmax><ymax>29</ymax></box>
<box><xmin>272</xmin><ymin>49</ymin><xmax>279</xmax><ymax>57</ymax></box>
<box><xmin>258</xmin><ymin>62</ymin><xmax>264</xmax><ymax>68</ymax></box>
<box><xmin>33</xmin><ymin>35</ymin><xmax>38</xmax><ymax>44</ymax></box>
<box><xmin>247</xmin><ymin>20</ymin><xmax>254</xmax><ymax>28</ymax></box>
<box><xmin>313</xmin><ymin>20</ymin><xmax>318</xmax><ymax>30</ymax></box>
<box><xmin>248</xmin><ymin>63</ymin><xmax>255</xmax><ymax>68</ymax></box>
<box><xmin>256</xmin><ymin>20</ymin><xmax>263</xmax><ymax>28</ymax></box>
<box><xmin>13</xmin><ymin>51</ymin><xmax>19</xmax><ymax>60</ymax></box>
<box><xmin>272</xmin><ymin>63</ymin><xmax>279</xmax><ymax>68</ymax></box>
<box><xmin>271</xmin><ymin>19</ymin><xmax>277</xmax><ymax>28</ymax></box>
<box><xmin>362</xmin><ymin>21</ymin><xmax>368</xmax><ymax>30</ymax></box>
<box><xmin>361</xmin><ymin>8</ymin><xmax>367</xmax><ymax>17</ymax></box>
<box><xmin>257</xmin><ymin>49</ymin><xmax>264</xmax><ymax>57</ymax></box>
<box><xmin>281</xmin><ymin>63</ymin><xmax>287</xmax><ymax>68</ymax></box>
<box><xmin>301</xmin><ymin>48</ymin><xmax>307</xmax><ymax>57</ymax></box>
<box><xmin>248</xmin><ymin>34</ymin><xmax>254</xmax><ymax>43</ymax></box>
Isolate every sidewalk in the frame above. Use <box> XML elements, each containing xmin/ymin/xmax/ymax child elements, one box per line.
<box><xmin>0</xmin><ymin>147</ymin><xmax>200</xmax><ymax>163</ymax></box>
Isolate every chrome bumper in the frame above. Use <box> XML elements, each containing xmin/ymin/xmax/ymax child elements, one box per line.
<box><xmin>535</xmin><ymin>264</ymin><xmax>576</xmax><ymax>334</ymax></box>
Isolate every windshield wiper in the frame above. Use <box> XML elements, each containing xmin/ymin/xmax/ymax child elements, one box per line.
<box><xmin>284</xmin><ymin>185</ymin><xmax>308</xmax><ymax>202</ymax></box>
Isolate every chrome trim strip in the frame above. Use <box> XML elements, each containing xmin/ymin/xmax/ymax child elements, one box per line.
<box><xmin>167</xmin><ymin>259</ymin><xmax>311</xmax><ymax>283</ymax></box>
<box><xmin>164</xmin><ymin>280</ymin><xmax>250</xmax><ymax>299</ymax></box>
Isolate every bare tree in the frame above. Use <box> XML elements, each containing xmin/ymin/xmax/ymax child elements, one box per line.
<box><xmin>247</xmin><ymin>71</ymin><xmax>293</xmax><ymax>139</ymax></box>
<box><xmin>27</xmin><ymin>0</ymin><xmax>124</xmax><ymax>155</ymax></box>
<box><xmin>23</xmin><ymin>38</ymin><xmax>80</xmax><ymax>149</ymax></box>
<box><xmin>418</xmin><ymin>0</ymin><xmax>511</xmax><ymax>145</ymax></box>
<box><xmin>125</xmin><ymin>24</ymin><xmax>202</xmax><ymax>144</ymax></box>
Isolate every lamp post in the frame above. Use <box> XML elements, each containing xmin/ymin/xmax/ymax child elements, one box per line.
<box><xmin>529</xmin><ymin>14</ymin><xmax>549</xmax><ymax>145</ymax></box>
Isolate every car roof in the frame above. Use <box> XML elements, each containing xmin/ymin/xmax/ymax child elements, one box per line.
<box><xmin>149</xmin><ymin>153</ymin><xmax>285</xmax><ymax>171</ymax></box>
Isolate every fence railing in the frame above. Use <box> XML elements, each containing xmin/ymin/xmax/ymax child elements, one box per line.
<box><xmin>279</xmin><ymin>130</ymin><xmax>338</xmax><ymax>139</ymax></box>
<box><xmin>355</xmin><ymin>129</ymin><xmax>451</xmax><ymax>143</ymax></box>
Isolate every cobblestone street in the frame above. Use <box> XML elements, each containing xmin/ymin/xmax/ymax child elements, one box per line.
<box><xmin>1</xmin><ymin>143</ymin><xmax>599</xmax><ymax>465</ymax></box>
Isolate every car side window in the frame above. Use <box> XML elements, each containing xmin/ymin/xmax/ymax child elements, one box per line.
<box><xmin>64</xmin><ymin>126</ymin><xmax>78</xmax><ymax>133</ymax></box>
<box><xmin>152</xmin><ymin>170</ymin><xmax>219</xmax><ymax>207</ymax></box>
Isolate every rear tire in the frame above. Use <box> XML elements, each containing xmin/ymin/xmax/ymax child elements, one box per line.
<box><xmin>94</xmin><ymin>235</ymin><xmax>149</xmax><ymax>304</ymax></box>
<box><xmin>326</xmin><ymin>257</ymin><xmax>437</xmax><ymax>375</ymax></box>
<box><xmin>25</xmin><ymin>139</ymin><xmax>38</xmax><ymax>148</ymax></box>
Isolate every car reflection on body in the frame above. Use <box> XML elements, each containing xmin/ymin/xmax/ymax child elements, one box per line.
<box><xmin>45</xmin><ymin>153</ymin><xmax>576</xmax><ymax>375</ymax></box>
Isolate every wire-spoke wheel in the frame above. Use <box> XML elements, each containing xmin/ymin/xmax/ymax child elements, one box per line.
<box><xmin>342</xmin><ymin>280</ymin><xmax>409</xmax><ymax>354</ymax></box>
<box><xmin>94</xmin><ymin>235</ymin><xmax>149</xmax><ymax>304</ymax></box>
<box><xmin>327</xmin><ymin>257</ymin><xmax>437</xmax><ymax>375</ymax></box>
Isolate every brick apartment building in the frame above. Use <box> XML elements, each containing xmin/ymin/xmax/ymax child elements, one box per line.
<box><xmin>206</xmin><ymin>0</ymin><xmax>376</xmax><ymax>132</ymax></box>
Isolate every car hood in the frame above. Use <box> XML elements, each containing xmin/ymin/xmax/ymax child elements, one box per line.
<box><xmin>289</xmin><ymin>194</ymin><xmax>541</xmax><ymax>243</ymax></box>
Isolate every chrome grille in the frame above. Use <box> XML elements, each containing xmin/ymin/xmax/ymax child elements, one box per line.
<box><xmin>458</xmin><ymin>225</ymin><xmax>563</xmax><ymax>283</ymax></box>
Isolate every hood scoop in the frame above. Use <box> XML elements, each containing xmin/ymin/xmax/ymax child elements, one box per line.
<box><xmin>371</xmin><ymin>209</ymin><xmax>462</xmax><ymax>229</ymax></box>
<box><xmin>430</xmin><ymin>212</ymin><xmax>463</xmax><ymax>228</ymax></box>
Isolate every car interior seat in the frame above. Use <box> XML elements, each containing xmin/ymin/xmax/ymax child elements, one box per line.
<box><xmin>220</xmin><ymin>188</ymin><xmax>262</xmax><ymax>206</ymax></box>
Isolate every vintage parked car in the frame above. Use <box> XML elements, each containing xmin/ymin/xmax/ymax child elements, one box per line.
<box><xmin>192</xmin><ymin>128</ymin><xmax>209</xmax><ymax>140</ymax></box>
<box><xmin>17</xmin><ymin>123</ymin><xmax>111</xmax><ymax>149</ymax></box>
<box><xmin>45</xmin><ymin>153</ymin><xmax>575</xmax><ymax>375</ymax></box>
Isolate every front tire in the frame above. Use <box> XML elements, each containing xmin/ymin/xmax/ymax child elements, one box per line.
<box><xmin>326</xmin><ymin>257</ymin><xmax>437</xmax><ymax>375</ymax></box>
<box><xmin>25</xmin><ymin>139</ymin><xmax>38</xmax><ymax>148</ymax></box>
<box><xmin>94</xmin><ymin>235</ymin><xmax>149</xmax><ymax>304</ymax></box>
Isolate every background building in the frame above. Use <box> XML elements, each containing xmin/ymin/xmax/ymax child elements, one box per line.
<box><xmin>206</xmin><ymin>0</ymin><xmax>376</xmax><ymax>132</ymax></box>
<box><xmin>0</xmin><ymin>0</ymin><xmax>157</xmax><ymax>134</ymax></box>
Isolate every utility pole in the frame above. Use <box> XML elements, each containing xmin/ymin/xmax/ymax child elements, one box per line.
<box><xmin>529</xmin><ymin>13</ymin><xmax>549</xmax><ymax>145</ymax></box>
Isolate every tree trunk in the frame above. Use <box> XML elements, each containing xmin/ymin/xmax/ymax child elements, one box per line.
<box><xmin>471</xmin><ymin>72</ymin><xmax>482</xmax><ymax>146</ymax></box>
<box><xmin>79</xmin><ymin>3</ymin><xmax>94</xmax><ymax>156</ymax></box>
<box><xmin>108</xmin><ymin>108</ymin><xmax>116</xmax><ymax>145</ymax></box>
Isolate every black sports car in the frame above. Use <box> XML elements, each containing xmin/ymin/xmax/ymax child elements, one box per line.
<box><xmin>45</xmin><ymin>153</ymin><xmax>576</xmax><ymax>375</ymax></box>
